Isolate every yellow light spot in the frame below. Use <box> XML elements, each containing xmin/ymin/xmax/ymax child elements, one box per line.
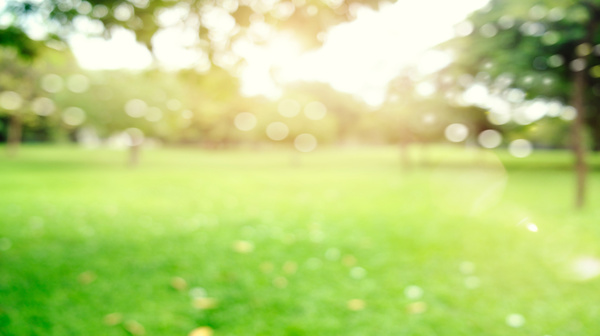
<box><xmin>260</xmin><ymin>262</ymin><xmax>274</xmax><ymax>273</ymax></box>
<box><xmin>124</xmin><ymin>320</ymin><xmax>145</xmax><ymax>335</ymax></box>
<box><xmin>347</xmin><ymin>299</ymin><xmax>366</xmax><ymax>311</ymax></box>
<box><xmin>103</xmin><ymin>313</ymin><xmax>122</xmax><ymax>326</ymax></box>
<box><xmin>192</xmin><ymin>297</ymin><xmax>218</xmax><ymax>310</ymax></box>
<box><xmin>189</xmin><ymin>327</ymin><xmax>213</xmax><ymax>336</ymax></box>
<box><xmin>283</xmin><ymin>261</ymin><xmax>298</xmax><ymax>274</ymax></box>
<box><xmin>590</xmin><ymin>65</ymin><xmax>600</xmax><ymax>78</ymax></box>
<box><xmin>78</xmin><ymin>271</ymin><xmax>97</xmax><ymax>285</ymax></box>
<box><xmin>576</xmin><ymin>43</ymin><xmax>592</xmax><ymax>57</ymax></box>
<box><xmin>171</xmin><ymin>277</ymin><xmax>188</xmax><ymax>291</ymax></box>
<box><xmin>342</xmin><ymin>255</ymin><xmax>357</xmax><ymax>267</ymax></box>
<box><xmin>406</xmin><ymin>301</ymin><xmax>427</xmax><ymax>314</ymax></box>
<box><xmin>273</xmin><ymin>276</ymin><xmax>288</xmax><ymax>288</ymax></box>
<box><xmin>232</xmin><ymin>240</ymin><xmax>254</xmax><ymax>253</ymax></box>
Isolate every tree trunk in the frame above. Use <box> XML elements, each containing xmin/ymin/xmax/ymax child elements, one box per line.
<box><xmin>129</xmin><ymin>145</ymin><xmax>140</xmax><ymax>167</ymax></box>
<box><xmin>419</xmin><ymin>143</ymin><xmax>430</xmax><ymax>168</ymax></box>
<box><xmin>591</xmin><ymin>113</ymin><xmax>600</xmax><ymax>152</ymax></box>
<box><xmin>399</xmin><ymin>140</ymin><xmax>411</xmax><ymax>171</ymax></box>
<box><xmin>572</xmin><ymin>68</ymin><xmax>587</xmax><ymax>209</ymax></box>
<box><xmin>6</xmin><ymin>113</ymin><xmax>22</xmax><ymax>158</ymax></box>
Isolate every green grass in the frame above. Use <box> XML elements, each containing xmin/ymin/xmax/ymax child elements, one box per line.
<box><xmin>1</xmin><ymin>145</ymin><xmax>600</xmax><ymax>335</ymax></box>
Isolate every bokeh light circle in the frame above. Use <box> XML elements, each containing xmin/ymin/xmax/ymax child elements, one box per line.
<box><xmin>404</xmin><ymin>285</ymin><xmax>424</xmax><ymax>300</ymax></box>
<box><xmin>32</xmin><ymin>97</ymin><xmax>56</xmax><ymax>116</ymax></box>
<box><xmin>505</xmin><ymin>314</ymin><xmax>525</xmax><ymax>328</ymax></box>
<box><xmin>234</xmin><ymin>112</ymin><xmax>257</xmax><ymax>131</ymax></box>
<box><xmin>560</xmin><ymin>106</ymin><xmax>577</xmax><ymax>121</ymax></box>
<box><xmin>294</xmin><ymin>133</ymin><xmax>317</xmax><ymax>152</ymax></box>
<box><xmin>445</xmin><ymin>123</ymin><xmax>469</xmax><ymax>142</ymax></box>
<box><xmin>304</xmin><ymin>101</ymin><xmax>327</xmax><ymax>120</ymax></box>
<box><xmin>145</xmin><ymin>107</ymin><xmax>163</xmax><ymax>122</ymax></box>
<box><xmin>41</xmin><ymin>74</ymin><xmax>63</xmax><ymax>93</ymax></box>
<box><xmin>278</xmin><ymin>99</ymin><xmax>301</xmax><ymax>118</ymax></box>
<box><xmin>166</xmin><ymin>99</ymin><xmax>182</xmax><ymax>111</ymax></box>
<box><xmin>508</xmin><ymin>139</ymin><xmax>533</xmax><ymax>158</ymax></box>
<box><xmin>266</xmin><ymin>122</ymin><xmax>289</xmax><ymax>140</ymax></box>
<box><xmin>67</xmin><ymin>74</ymin><xmax>90</xmax><ymax>93</ymax></box>
<box><xmin>125</xmin><ymin>99</ymin><xmax>148</xmax><ymax>118</ymax></box>
<box><xmin>62</xmin><ymin>107</ymin><xmax>86</xmax><ymax>126</ymax></box>
<box><xmin>0</xmin><ymin>91</ymin><xmax>23</xmax><ymax>110</ymax></box>
<box><xmin>478</xmin><ymin>129</ymin><xmax>502</xmax><ymax>148</ymax></box>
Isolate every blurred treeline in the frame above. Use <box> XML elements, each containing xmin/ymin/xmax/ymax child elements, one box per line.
<box><xmin>0</xmin><ymin>0</ymin><xmax>594</xmax><ymax>154</ymax></box>
<box><xmin>0</xmin><ymin>45</ymin><xmax>576</xmax><ymax>150</ymax></box>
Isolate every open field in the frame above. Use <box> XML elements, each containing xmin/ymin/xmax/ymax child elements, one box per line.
<box><xmin>1</xmin><ymin>145</ymin><xmax>600</xmax><ymax>335</ymax></box>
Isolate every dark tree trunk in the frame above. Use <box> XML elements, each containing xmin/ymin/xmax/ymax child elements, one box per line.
<box><xmin>572</xmin><ymin>66</ymin><xmax>587</xmax><ymax>209</ymax></box>
<box><xmin>6</xmin><ymin>114</ymin><xmax>21</xmax><ymax>158</ymax></box>
<box><xmin>591</xmin><ymin>113</ymin><xmax>600</xmax><ymax>152</ymax></box>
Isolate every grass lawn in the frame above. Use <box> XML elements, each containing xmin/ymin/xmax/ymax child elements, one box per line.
<box><xmin>1</xmin><ymin>145</ymin><xmax>600</xmax><ymax>335</ymax></box>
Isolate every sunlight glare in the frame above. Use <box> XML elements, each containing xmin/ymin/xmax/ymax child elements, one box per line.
<box><xmin>69</xmin><ymin>28</ymin><xmax>152</xmax><ymax>70</ymax></box>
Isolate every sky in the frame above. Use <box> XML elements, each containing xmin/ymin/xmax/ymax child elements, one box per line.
<box><xmin>69</xmin><ymin>0</ymin><xmax>490</xmax><ymax>106</ymax></box>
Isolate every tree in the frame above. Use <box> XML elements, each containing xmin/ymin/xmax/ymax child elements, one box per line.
<box><xmin>381</xmin><ymin>68</ymin><xmax>491</xmax><ymax>169</ymax></box>
<box><xmin>0</xmin><ymin>0</ymin><xmax>393</xmax><ymax>158</ymax></box>
<box><xmin>0</xmin><ymin>46</ymin><xmax>47</xmax><ymax>156</ymax></box>
<box><xmin>441</xmin><ymin>0</ymin><xmax>600</xmax><ymax>208</ymax></box>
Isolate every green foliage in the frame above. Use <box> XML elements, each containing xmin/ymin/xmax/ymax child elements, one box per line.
<box><xmin>438</xmin><ymin>0</ymin><xmax>600</xmax><ymax>149</ymax></box>
<box><xmin>0</xmin><ymin>26</ymin><xmax>41</xmax><ymax>59</ymax></box>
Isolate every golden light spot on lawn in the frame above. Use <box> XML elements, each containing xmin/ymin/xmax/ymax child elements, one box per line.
<box><xmin>273</xmin><ymin>276</ymin><xmax>288</xmax><ymax>288</ymax></box>
<box><xmin>283</xmin><ymin>261</ymin><xmax>298</xmax><ymax>274</ymax></box>
<box><xmin>103</xmin><ymin>312</ymin><xmax>122</xmax><ymax>326</ymax></box>
<box><xmin>78</xmin><ymin>271</ymin><xmax>97</xmax><ymax>285</ymax></box>
<box><xmin>189</xmin><ymin>326</ymin><xmax>213</xmax><ymax>336</ymax></box>
<box><xmin>342</xmin><ymin>255</ymin><xmax>357</xmax><ymax>267</ymax></box>
<box><xmin>193</xmin><ymin>297</ymin><xmax>219</xmax><ymax>309</ymax></box>
<box><xmin>260</xmin><ymin>262</ymin><xmax>274</xmax><ymax>273</ymax></box>
<box><xmin>347</xmin><ymin>299</ymin><xmax>366</xmax><ymax>311</ymax></box>
<box><xmin>232</xmin><ymin>240</ymin><xmax>254</xmax><ymax>253</ymax></box>
<box><xmin>171</xmin><ymin>277</ymin><xmax>188</xmax><ymax>291</ymax></box>
<box><xmin>406</xmin><ymin>301</ymin><xmax>427</xmax><ymax>314</ymax></box>
<box><xmin>124</xmin><ymin>320</ymin><xmax>146</xmax><ymax>335</ymax></box>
